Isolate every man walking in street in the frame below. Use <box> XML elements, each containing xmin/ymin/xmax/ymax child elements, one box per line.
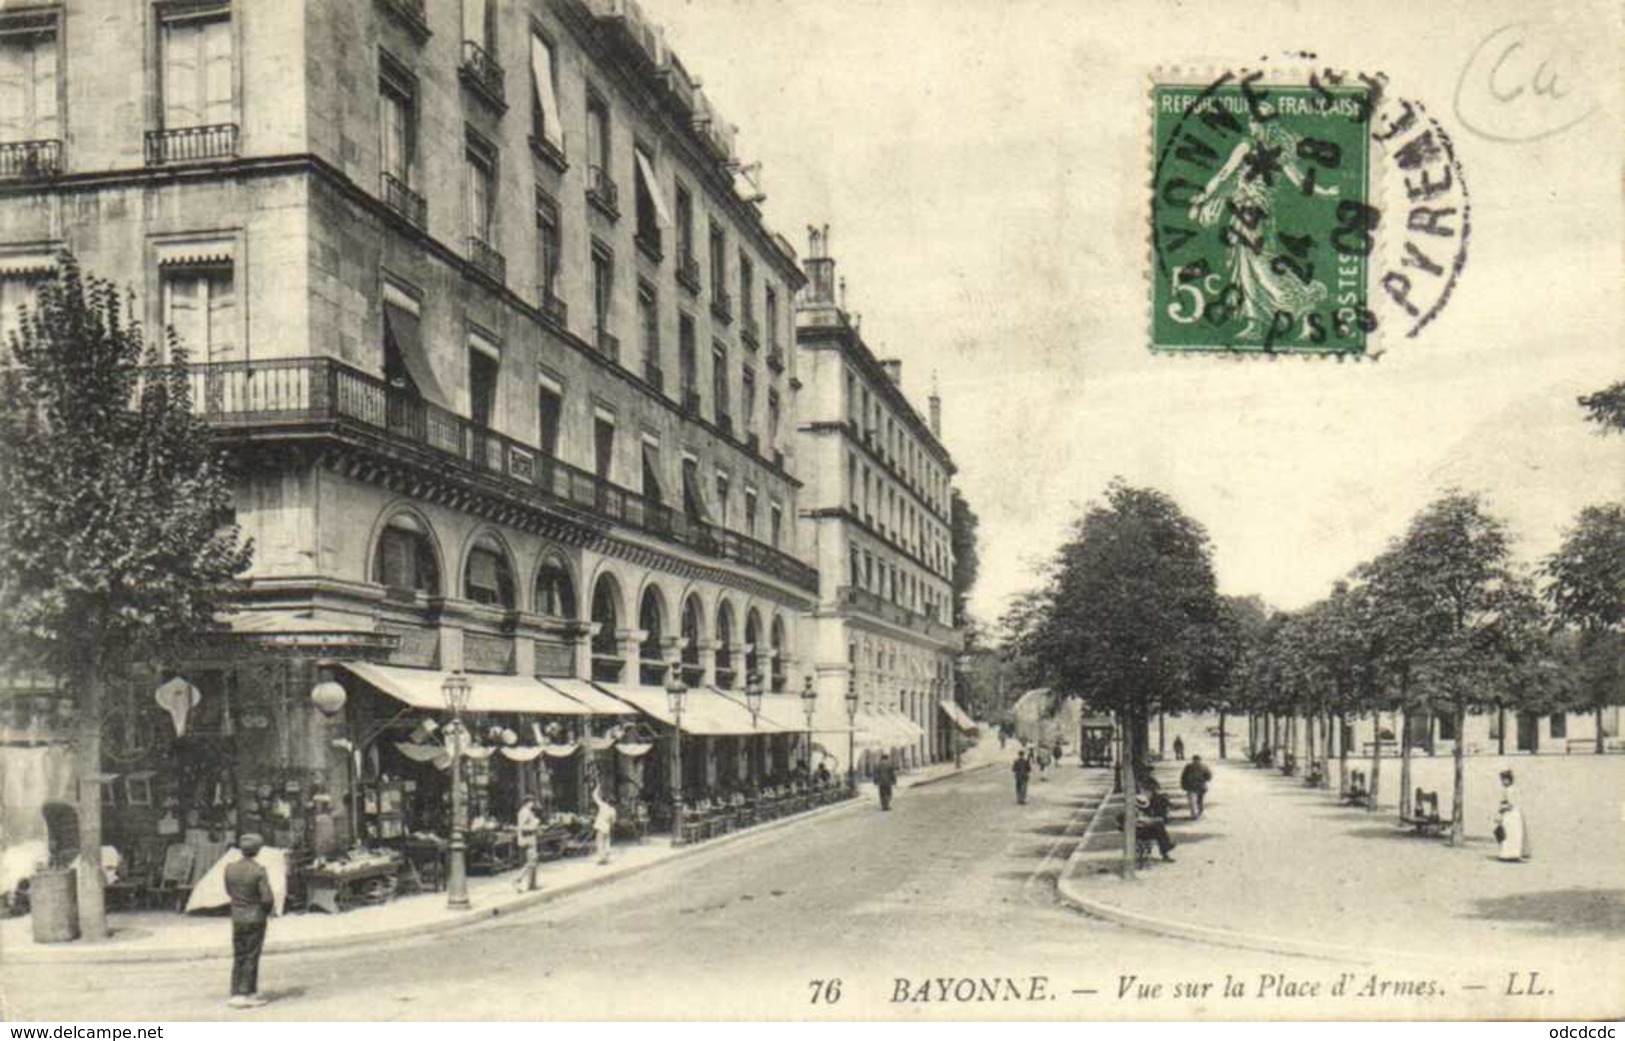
<box><xmin>1180</xmin><ymin>754</ymin><xmax>1212</xmax><ymax>819</ymax></box>
<box><xmin>875</xmin><ymin>753</ymin><xmax>898</xmax><ymax>810</ymax></box>
<box><xmin>1172</xmin><ymin>735</ymin><xmax>1185</xmax><ymax>761</ymax></box>
<box><xmin>1013</xmin><ymin>750</ymin><xmax>1032</xmax><ymax>805</ymax></box>
<box><xmin>224</xmin><ymin>833</ymin><xmax>275</xmax><ymax>1009</ymax></box>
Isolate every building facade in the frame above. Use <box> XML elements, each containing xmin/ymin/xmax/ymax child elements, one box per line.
<box><xmin>794</xmin><ymin>228</ymin><xmax>966</xmax><ymax>773</ymax></box>
<box><xmin>0</xmin><ymin>0</ymin><xmax>818</xmax><ymax>853</ymax></box>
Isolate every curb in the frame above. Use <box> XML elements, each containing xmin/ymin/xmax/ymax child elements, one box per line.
<box><xmin>7</xmin><ymin>794</ymin><xmax>869</xmax><ymax>967</ymax></box>
<box><xmin>1052</xmin><ymin>784</ymin><xmax>1441</xmax><ymax>967</ymax></box>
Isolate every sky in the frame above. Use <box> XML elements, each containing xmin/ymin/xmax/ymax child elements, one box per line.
<box><xmin>641</xmin><ymin>0</ymin><xmax>1624</xmax><ymax>626</ymax></box>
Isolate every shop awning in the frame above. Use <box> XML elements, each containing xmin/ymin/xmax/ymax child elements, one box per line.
<box><xmin>538</xmin><ymin>677</ymin><xmax>634</xmax><ymax>716</ymax></box>
<box><xmin>704</xmin><ymin>688</ymin><xmax>799</xmax><ymax>734</ymax></box>
<box><xmin>939</xmin><ymin>699</ymin><xmax>977</xmax><ymax>733</ymax></box>
<box><xmin>745</xmin><ymin>693</ymin><xmax>854</xmax><ymax>734</ymax></box>
<box><xmin>594</xmin><ymin>683</ymin><xmax>785</xmax><ymax>736</ymax></box>
<box><xmin>342</xmin><ymin>663</ymin><xmax>592</xmax><ymax>716</ymax></box>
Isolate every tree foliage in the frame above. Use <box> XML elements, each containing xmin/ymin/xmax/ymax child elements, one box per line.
<box><xmin>1578</xmin><ymin>380</ymin><xmax>1625</xmax><ymax>434</ymax></box>
<box><xmin>1543</xmin><ymin>503</ymin><xmax>1625</xmax><ymax>747</ymax></box>
<box><xmin>949</xmin><ymin>487</ymin><xmax>981</xmax><ymax>628</ymax></box>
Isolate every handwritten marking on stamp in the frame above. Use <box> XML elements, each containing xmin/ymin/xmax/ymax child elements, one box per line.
<box><xmin>1454</xmin><ymin>22</ymin><xmax>1598</xmax><ymax>143</ymax></box>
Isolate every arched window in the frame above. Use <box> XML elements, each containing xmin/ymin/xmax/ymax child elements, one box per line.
<box><xmin>715</xmin><ymin>602</ymin><xmax>736</xmax><ymax>689</ymax></box>
<box><xmin>533</xmin><ymin>555</ymin><xmax>575</xmax><ymax>618</ymax></box>
<box><xmin>680</xmin><ymin>595</ymin><xmax>703</xmax><ymax>687</ymax></box>
<box><xmin>463</xmin><ymin>532</ymin><xmax>515</xmax><ymax>608</ymax></box>
<box><xmin>638</xmin><ymin>587</ymin><xmax>666</xmax><ymax>686</ymax></box>
<box><xmin>743</xmin><ymin>609</ymin><xmax>762</xmax><ymax>685</ymax></box>
<box><xmin>590</xmin><ymin>574</ymin><xmax>622</xmax><ymax>682</ymax></box>
<box><xmin>373</xmin><ymin>512</ymin><xmax>440</xmax><ymax>596</ymax></box>
<box><xmin>769</xmin><ymin>616</ymin><xmax>787</xmax><ymax>693</ymax></box>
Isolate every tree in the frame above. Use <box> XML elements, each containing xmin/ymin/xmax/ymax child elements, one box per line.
<box><xmin>0</xmin><ymin>256</ymin><xmax>252</xmax><ymax>939</ymax></box>
<box><xmin>1373</xmin><ymin>492</ymin><xmax>1528</xmax><ymax>846</ymax></box>
<box><xmin>1030</xmin><ymin>481</ymin><xmax>1219</xmax><ymax>877</ymax></box>
<box><xmin>1579</xmin><ymin>380</ymin><xmax>1625</xmax><ymax>433</ymax></box>
<box><xmin>1200</xmin><ymin>594</ymin><xmax>1269</xmax><ymax>760</ymax></box>
<box><xmin>949</xmin><ymin>488</ymin><xmax>981</xmax><ymax>628</ymax></box>
<box><xmin>1543</xmin><ymin>503</ymin><xmax>1625</xmax><ymax>752</ymax></box>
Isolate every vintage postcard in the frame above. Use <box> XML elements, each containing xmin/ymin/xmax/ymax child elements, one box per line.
<box><xmin>0</xmin><ymin>0</ymin><xmax>1620</xmax><ymax>1027</ymax></box>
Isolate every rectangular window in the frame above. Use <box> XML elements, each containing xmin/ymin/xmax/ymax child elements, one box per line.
<box><xmin>765</xmin><ymin>285</ymin><xmax>779</xmax><ymax>348</ymax></box>
<box><xmin>160</xmin><ymin>7</ymin><xmax>231</xmax><ymax>130</ymax></box>
<box><xmin>592</xmin><ymin>244</ymin><xmax>614</xmax><ymax>340</ymax></box>
<box><xmin>675</xmin><ymin>183</ymin><xmax>694</xmax><ymax>260</ymax></box>
<box><xmin>638</xmin><ymin>281</ymin><xmax>658</xmax><ymax>372</ymax></box>
<box><xmin>767</xmin><ymin>390</ymin><xmax>781</xmax><ymax>450</ymax></box>
<box><xmin>741</xmin><ymin>368</ymin><xmax>756</xmax><ymax>433</ymax></box>
<box><xmin>585</xmin><ymin>92</ymin><xmax>609</xmax><ymax>176</ymax></box>
<box><xmin>467</xmin><ymin>339</ymin><xmax>499</xmax><ymax>427</ymax></box>
<box><xmin>633</xmin><ymin>144</ymin><xmax>670</xmax><ymax>246</ymax></box>
<box><xmin>536</xmin><ymin>381</ymin><xmax>561</xmax><ymax>456</ymax></box>
<box><xmin>708</xmin><ymin>222</ymin><xmax>726</xmax><ymax>294</ymax></box>
<box><xmin>0</xmin><ymin>24</ymin><xmax>58</xmax><ymax>143</ymax></box>
<box><xmin>528</xmin><ymin>31</ymin><xmax>563</xmax><ymax>150</ymax></box>
<box><xmin>681</xmin><ymin>457</ymin><xmax>710</xmax><ymax>522</ymax></box>
<box><xmin>0</xmin><ymin>272</ymin><xmax>44</xmax><ymax>357</ymax></box>
<box><xmin>744</xmin><ymin>489</ymin><xmax>758</xmax><ymax>538</ymax></box>
<box><xmin>678</xmin><ymin>313</ymin><xmax>697</xmax><ymax>395</ymax></box>
<box><xmin>462</xmin><ymin>0</ymin><xmax>493</xmax><ymax>50</ymax></box>
<box><xmin>161</xmin><ymin>264</ymin><xmax>237</xmax><ymax>363</ymax></box>
<box><xmin>593</xmin><ymin>413</ymin><xmax>615</xmax><ymax>481</ymax></box>
<box><xmin>382</xmin><ymin>283</ymin><xmax>445</xmax><ymax>404</ymax></box>
<box><xmin>466</xmin><ymin>138</ymin><xmax>495</xmax><ymax>243</ymax></box>
<box><xmin>715</xmin><ymin>471</ymin><xmax>730</xmax><ymax>527</ymax></box>
<box><xmin>848</xmin><ymin>453</ymin><xmax>859</xmax><ymax>509</ymax></box>
<box><xmin>1549</xmin><ymin>713</ymin><xmax>1566</xmax><ymax>739</ymax></box>
<box><xmin>378</xmin><ymin>57</ymin><xmax>415</xmax><ymax>185</ymax></box>
<box><xmin>641</xmin><ymin>438</ymin><xmax>664</xmax><ymax>507</ymax></box>
<box><xmin>535</xmin><ymin>191</ymin><xmax>561</xmax><ymax>303</ymax></box>
<box><xmin>769</xmin><ymin>502</ymin><xmax>782</xmax><ymax>548</ymax></box>
<box><xmin>739</xmin><ymin>252</ymin><xmax>754</xmax><ymax>320</ymax></box>
<box><xmin>712</xmin><ymin>343</ymin><xmax>728</xmax><ymax>421</ymax></box>
<box><xmin>849</xmin><ymin>546</ymin><xmax>861</xmax><ymax>586</ymax></box>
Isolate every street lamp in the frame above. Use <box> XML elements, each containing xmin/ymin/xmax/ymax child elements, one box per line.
<box><xmin>844</xmin><ymin>674</ymin><xmax>860</xmax><ymax>795</ymax></box>
<box><xmin>745</xmin><ymin>672</ymin><xmax>764</xmax><ymax>727</ymax></box>
<box><xmin>665</xmin><ymin>663</ymin><xmax>687</xmax><ymax>845</ymax></box>
<box><xmin>799</xmin><ymin>674</ymin><xmax>817</xmax><ymax>780</ymax></box>
<box><xmin>441</xmin><ymin>670</ymin><xmax>472</xmax><ymax>912</ymax></box>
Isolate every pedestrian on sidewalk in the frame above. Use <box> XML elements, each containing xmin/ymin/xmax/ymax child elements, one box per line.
<box><xmin>1495</xmin><ymin>769</ymin><xmax>1531</xmax><ymax>862</ymax></box>
<box><xmin>875</xmin><ymin>753</ymin><xmax>898</xmax><ymax>810</ymax></box>
<box><xmin>1035</xmin><ymin>742</ymin><xmax>1051</xmax><ymax>780</ymax></box>
<box><xmin>1012</xmin><ymin>750</ymin><xmax>1032</xmax><ymax>805</ymax></box>
<box><xmin>513</xmin><ymin>796</ymin><xmax>542</xmax><ymax>892</ymax></box>
<box><xmin>1172</xmin><ymin>735</ymin><xmax>1185</xmax><ymax>761</ymax></box>
<box><xmin>224</xmin><ymin>833</ymin><xmax>274</xmax><ymax>1010</ymax></box>
<box><xmin>1180</xmin><ymin>755</ymin><xmax>1211</xmax><ymax>819</ymax></box>
<box><xmin>592</xmin><ymin>784</ymin><xmax>618</xmax><ymax>865</ymax></box>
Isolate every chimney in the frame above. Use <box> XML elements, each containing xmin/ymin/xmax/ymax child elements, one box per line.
<box><xmin>879</xmin><ymin>358</ymin><xmax>902</xmax><ymax>384</ymax></box>
<box><xmin>928</xmin><ymin>371</ymin><xmax>942</xmax><ymax>436</ymax></box>
<box><xmin>804</xmin><ymin>224</ymin><xmax>836</xmax><ymax>306</ymax></box>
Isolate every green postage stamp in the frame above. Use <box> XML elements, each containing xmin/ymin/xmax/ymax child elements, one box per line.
<box><xmin>1150</xmin><ymin>73</ymin><xmax>1378</xmax><ymax>356</ymax></box>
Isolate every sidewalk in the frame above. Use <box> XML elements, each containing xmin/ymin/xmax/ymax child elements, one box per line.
<box><xmin>3</xmin><ymin>742</ymin><xmax>995</xmax><ymax>966</ymax></box>
<box><xmin>1058</xmin><ymin>753</ymin><xmax>1625</xmax><ymax>967</ymax></box>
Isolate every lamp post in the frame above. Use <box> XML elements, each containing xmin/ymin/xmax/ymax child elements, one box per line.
<box><xmin>665</xmin><ymin>664</ymin><xmax>687</xmax><ymax>845</ymax></box>
<box><xmin>844</xmin><ymin>674</ymin><xmax>860</xmax><ymax>795</ymax></box>
<box><xmin>441</xmin><ymin>670</ymin><xmax>472</xmax><ymax>911</ymax></box>
<box><xmin>309</xmin><ymin>669</ymin><xmax>355</xmax><ymax>842</ymax></box>
<box><xmin>799</xmin><ymin>675</ymin><xmax>817</xmax><ymax>781</ymax></box>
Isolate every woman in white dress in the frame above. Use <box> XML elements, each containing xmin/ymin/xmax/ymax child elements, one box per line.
<box><xmin>1496</xmin><ymin>769</ymin><xmax>1532</xmax><ymax>862</ymax></box>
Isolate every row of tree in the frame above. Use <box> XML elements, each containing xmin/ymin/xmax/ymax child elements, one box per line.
<box><xmin>996</xmin><ymin>477</ymin><xmax>1623</xmax><ymax>873</ymax></box>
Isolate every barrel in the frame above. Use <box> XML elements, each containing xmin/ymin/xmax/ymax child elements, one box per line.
<box><xmin>29</xmin><ymin>867</ymin><xmax>80</xmax><ymax>944</ymax></box>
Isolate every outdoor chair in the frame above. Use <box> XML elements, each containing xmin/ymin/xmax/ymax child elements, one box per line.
<box><xmin>149</xmin><ymin>843</ymin><xmax>195</xmax><ymax>911</ymax></box>
<box><xmin>1402</xmin><ymin>788</ymin><xmax>1447</xmax><ymax>836</ymax></box>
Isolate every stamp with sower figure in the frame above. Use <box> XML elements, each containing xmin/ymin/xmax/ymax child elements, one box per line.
<box><xmin>1150</xmin><ymin>68</ymin><xmax>1468</xmax><ymax>357</ymax></box>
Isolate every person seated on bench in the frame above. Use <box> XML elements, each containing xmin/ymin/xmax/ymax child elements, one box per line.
<box><xmin>1303</xmin><ymin>760</ymin><xmax>1325</xmax><ymax>786</ymax></box>
<box><xmin>1405</xmin><ymin>788</ymin><xmax>1445</xmax><ymax>833</ymax></box>
<box><xmin>1344</xmin><ymin>769</ymin><xmax>1369</xmax><ymax>803</ymax></box>
<box><xmin>1131</xmin><ymin>792</ymin><xmax>1176</xmax><ymax>862</ymax></box>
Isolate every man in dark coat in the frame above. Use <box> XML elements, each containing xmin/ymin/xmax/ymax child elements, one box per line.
<box><xmin>1180</xmin><ymin>755</ymin><xmax>1213</xmax><ymax>819</ymax></box>
<box><xmin>224</xmin><ymin>833</ymin><xmax>275</xmax><ymax>1009</ymax></box>
<box><xmin>874</xmin><ymin>753</ymin><xmax>898</xmax><ymax>810</ymax></box>
<box><xmin>1012</xmin><ymin>750</ymin><xmax>1032</xmax><ymax>805</ymax></box>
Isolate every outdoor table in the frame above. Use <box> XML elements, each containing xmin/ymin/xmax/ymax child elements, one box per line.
<box><xmin>303</xmin><ymin>854</ymin><xmax>404</xmax><ymax>914</ymax></box>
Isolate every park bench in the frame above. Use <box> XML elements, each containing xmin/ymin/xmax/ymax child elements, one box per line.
<box><xmin>1279</xmin><ymin>751</ymin><xmax>1298</xmax><ymax>777</ymax></box>
<box><xmin>1401</xmin><ymin>789</ymin><xmax>1447</xmax><ymax>836</ymax></box>
<box><xmin>1114</xmin><ymin>811</ymin><xmax>1157</xmax><ymax>868</ymax></box>
<box><xmin>1360</xmin><ymin>739</ymin><xmax>1399</xmax><ymax>757</ymax></box>
<box><xmin>1341</xmin><ymin>769</ymin><xmax>1372</xmax><ymax>807</ymax></box>
<box><xmin>1302</xmin><ymin>760</ymin><xmax>1325</xmax><ymax>787</ymax></box>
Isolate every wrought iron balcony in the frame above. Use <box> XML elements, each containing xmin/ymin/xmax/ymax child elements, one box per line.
<box><xmin>459</xmin><ymin>40</ymin><xmax>506</xmax><ymax>111</ymax></box>
<box><xmin>380</xmin><ymin>172</ymin><xmax>426</xmax><ymax>229</ymax></box>
<box><xmin>376</xmin><ymin>0</ymin><xmax>430</xmax><ymax>39</ymax></box>
<box><xmin>597</xmin><ymin>328</ymin><xmax>621</xmax><ymax>363</ymax></box>
<box><xmin>835</xmin><ymin>584</ymin><xmax>958</xmax><ymax>642</ymax></box>
<box><xmin>587</xmin><ymin>164</ymin><xmax>620</xmax><ymax>218</ymax></box>
<box><xmin>676</xmin><ymin>253</ymin><xmax>701</xmax><ymax>294</ymax></box>
<box><xmin>145</xmin><ymin>124</ymin><xmax>239</xmax><ymax>165</ymax></box>
<box><xmin>467</xmin><ymin>236</ymin><xmax>506</xmax><ymax>285</ymax></box>
<box><xmin>178</xmin><ymin>356</ymin><xmax>819</xmax><ymax>593</ymax></box>
<box><xmin>538</xmin><ymin>287</ymin><xmax>568</xmax><ymax>327</ymax></box>
<box><xmin>710</xmin><ymin>287</ymin><xmax>733</xmax><ymax>323</ymax></box>
<box><xmin>740</xmin><ymin>315</ymin><xmax>760</xmax><ymax>349</ymax></box>
<box><xmin>0</xmin><ymin>140</ymin><xmax>62</xmax><ymax>180</ymax></box>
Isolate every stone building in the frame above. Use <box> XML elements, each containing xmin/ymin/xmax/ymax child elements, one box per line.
<box><xmin>0</xmin><ymin>0</ymin><xmax>816</xmax><ymax>853</ymax></box>
<box><xmin>794</xmin><ymin>228</ymin><xmax>967</xmax><ymax>773</ymax></box>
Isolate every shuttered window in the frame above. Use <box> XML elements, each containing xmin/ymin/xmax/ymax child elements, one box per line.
<box><xmin>161</xmin><ymin>11</ymin><xmax>232</xmax><ymax>130</ymax></box>
<box><xmin>161</xmin><ymin>266</ymin><xmax>237</xmax><ymax>363</ymax></box>
<box><xmin>0</xmin><ymin>27</ymin><xmax>57</xmax><ymax>142</ymax></box>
